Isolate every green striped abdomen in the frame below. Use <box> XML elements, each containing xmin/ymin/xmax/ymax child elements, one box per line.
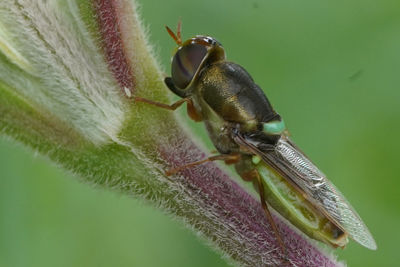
<box><xmin>255</xmin><ymin>162</ymin><xmax>348</xmax><ymax>248</ymax></box>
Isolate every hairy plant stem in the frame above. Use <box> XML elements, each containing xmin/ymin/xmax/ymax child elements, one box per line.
<box><xmin>0</xmin><ymin>1</ymin><xmax>344</xmax><ymax>266</ymax></box>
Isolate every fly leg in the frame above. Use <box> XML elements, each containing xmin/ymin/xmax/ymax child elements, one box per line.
<box><xmin>134</xmin><ymin>96</ymin><xmax>202</xmax><ymax>121</ymax></box>
<box><xmin>134</xmin><ymin>96</ymin><xmax>189</xmax><ymax>111</ymax></box>
<box><xmin>235</xmin><ymin>157</ymin><xmax>289</xmax><ymax>264</ymax></box>
<box><xmin>165</xmin><ymin>153</ymin><xmax>241</xmax><ymax>176</ymax></box>
<box><xmin>254</xmin><ymin>170</ymin><xmax>289</xmax><ymax>264</ymax></box>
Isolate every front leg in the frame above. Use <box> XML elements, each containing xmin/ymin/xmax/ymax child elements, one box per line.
<box><xmin>135</xmin><ymin>77</ymin><xmax>203</xmax><ymax>121</ymax></box>
<box><xmin>134</xmin><ymin>96</ymin><xmax>203</xmax><ymax>122</ymax></box>
<box><xmin>134</xmin><ymin>96</ymin><xmax>189</xmax><ymax>111</ymax></box>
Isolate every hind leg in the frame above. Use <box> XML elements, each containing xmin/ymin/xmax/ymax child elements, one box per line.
<box><xmin>235</xmin><ymin>155</ymin><xmax>288</xmax><ymax>261</ymax></box>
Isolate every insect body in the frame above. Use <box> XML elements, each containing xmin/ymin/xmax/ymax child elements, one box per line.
<box><xmin>135</xmin><ymin>23</ymin><xmax>377</xmax><ymax>253</ymax></box>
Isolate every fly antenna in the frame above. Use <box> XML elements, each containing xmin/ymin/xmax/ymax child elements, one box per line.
<box><xmin>176</xmin><ymin>20</ymin><xmax>182</xmax><ymax>43</ymax></box>
<box><xmin>165</xmin><ymin>20</ymin><xmax>182</xmax><ymax>46</ymax></box>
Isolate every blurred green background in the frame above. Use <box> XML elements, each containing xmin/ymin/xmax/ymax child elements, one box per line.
<box><xmin>1</xmin><ymin>0</ymin><xmax>399</xmax><ymax>266</ymax></box>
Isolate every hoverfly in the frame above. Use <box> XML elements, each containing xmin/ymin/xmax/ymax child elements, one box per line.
<box><xmin>135</xmin><ymin>22</ymin><xmax>377</xmax><ymax>256</ymax></box>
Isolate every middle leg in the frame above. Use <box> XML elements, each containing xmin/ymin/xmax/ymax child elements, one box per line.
<box><xmin>165</xmin><ymin>153</ymin><xmax>241</xmax><ymax>176</ymax></box>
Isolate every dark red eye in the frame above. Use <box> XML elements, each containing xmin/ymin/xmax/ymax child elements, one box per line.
<box><xmin>171</xmin><ymin>43</ymin><xmax>208</xmax><ymax>89</ymax></box>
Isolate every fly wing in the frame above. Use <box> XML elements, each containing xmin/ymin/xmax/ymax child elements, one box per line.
<box><xmin>233</xmin><ymin>132</ymin><xmax>377</xmax><ymax>250</ymax></box>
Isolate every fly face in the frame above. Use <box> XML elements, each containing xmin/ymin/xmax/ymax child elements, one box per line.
<box><xmin>164</xmin><ymin>23</ymin><xmax>225</xmax><ymax>98</ymax></box>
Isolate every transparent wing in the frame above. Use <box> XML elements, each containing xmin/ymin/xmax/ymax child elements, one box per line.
<box><xmin>233</xmin><ymin>132</ymin><xmax>377</xmax><ymax>250</ymax></box>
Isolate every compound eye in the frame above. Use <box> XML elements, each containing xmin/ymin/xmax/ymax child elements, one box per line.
<box><xmin>171</xmin><ymin>43</ymin><xmax>208</xmax><ymax>89</ymax></box>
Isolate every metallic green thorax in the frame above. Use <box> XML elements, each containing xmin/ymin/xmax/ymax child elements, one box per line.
<box><xmin>193</xmin><ymin>60</ymin><xmax>282</xmax><ymax>154</ymax></box>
